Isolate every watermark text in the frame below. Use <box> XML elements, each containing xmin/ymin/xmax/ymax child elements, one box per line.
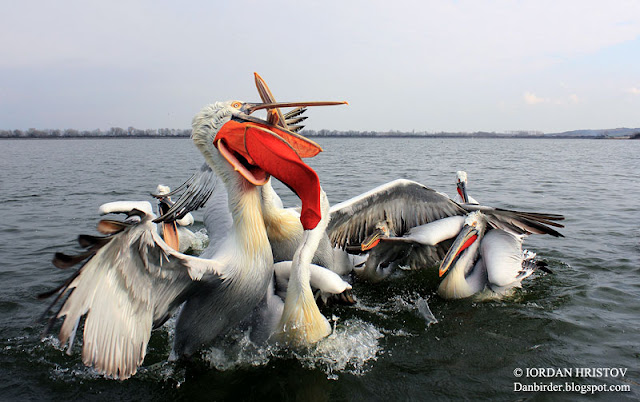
<box><xmin>512</xmin><ymin>367</ymin><xmax>632</xmax><ymax>395</ymax></box>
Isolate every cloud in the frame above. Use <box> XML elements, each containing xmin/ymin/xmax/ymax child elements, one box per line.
<box><xmin>626</xmin><ymin>87</ymin><xmax>640</xmax><ymax>95</ymax></box>
<box><xmin>1</xmin><ymin>1</ymin><xmax>640</xmax><ymax>131</ymax></box>
<box><xmin>523</xmin><ymin>92</ymin><xmax>547</xmax><ymax>105</ymax></box>
<box><xmin>524</xmin><ymin>92</ymin><xmax>582</xmax><ymax>105</ymax></box>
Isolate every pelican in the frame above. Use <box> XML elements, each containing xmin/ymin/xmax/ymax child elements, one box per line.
<box><xmin>40</xmin><ymin>93</ymin><xmax>347</xmax><ymax>379</ymax></box>
<box><xmin>153</xmin><ymin>184</ymin><xmax>207</xmax><ymax>253</ymax></box>
<box><xmin>327</xmin><ymin>179</ymin><xmax>564</xmax><ymax>281</ymax></box>
<box><xmin>157</xmin><ymin>73</ymin><xmax>355</xmax><ymax>278</ymax></box>
<box><xmin>437</xmin><ymin>211</ymin><xmax>551</xmax><ymax>299</ymax></box>
<box><xmin>453</xmin><ymin>170</ymin><xmax>479</xmax><ymax>205</ymax></box>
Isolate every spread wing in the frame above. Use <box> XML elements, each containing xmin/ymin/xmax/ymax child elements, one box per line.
<box><xmin>328</xmin><ymin>179</ymin><xmax>467</xmax><ymax>248</ymax></box>
<box><xmin>40</xmin><ymin>201</ymin><xmax>227</xmax><ymax>380</ymax></box>
<box><xmin>463</xmin><ymin>205</ymin><xmax>565</xmax><ymax>237</ymax></box>
<box><xmin>153</xmin><ymin>163</ymin><xmax>218</xmax><ymax>223</ymax></box>
<box><xmin>352</xmin><ymin>216</ymin><xmax>466</xmax><ymax>280</ymax></box>
<box><xmin>327</xmin><ymin>178</ymin><xmax>565</xmax><ymax>280</ymax></box>
<box><xmin>480</xmin><ymin>229</ymin><xmax>529</xmax><ymax>290</ymax></box>
<box><xmin>328</xmin><ymin>178</ymin><xmax>565</xmax><ymax>250</ymax></box>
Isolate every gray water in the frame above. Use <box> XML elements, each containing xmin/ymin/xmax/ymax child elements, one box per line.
<box><xmin>0</xmin><ymin>138</ymin><xmax>638</xmax><ymax>401</ymax></box>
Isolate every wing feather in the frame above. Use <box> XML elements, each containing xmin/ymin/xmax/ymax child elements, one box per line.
<box><xmin>328</xmin><ymin>179</ymin><xmax>467</xmax><ymax>248</ymax></box>
<box><xmin>481</xmin><ymin>229</ymin><xmax>527</xmax><ymax>289</ymax></box>
<box><xmin>463</xmin><ymin>205</ymin><xmax>565</xmax><ymax>237</ymax></box>
<box><xmin>42</xmin><ymin>213</ymin><xmax>225</xmax><ymax>379</ymax></box>
<box><xmin>153</xmin><ymin>163</ymin><xmax>218</xmax><ymax>223</ymax></box>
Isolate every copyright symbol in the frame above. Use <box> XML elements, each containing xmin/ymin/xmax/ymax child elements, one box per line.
<box><xmin>513</xmin><ymin>368</ymin><xmax>523</xmax><ymax>377</ymax></box>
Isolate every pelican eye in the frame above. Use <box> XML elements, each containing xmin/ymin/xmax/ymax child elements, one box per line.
<box><xmin>231</xmin><ymin>101</ymin><xmax>242</xmax><ymax>109</ymax></box>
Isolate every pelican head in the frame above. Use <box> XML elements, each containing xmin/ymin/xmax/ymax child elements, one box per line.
<box><xmin>361</xmin><ymin>218</ymin><xmax>393</xmax><ymax>251</ymax></box>
<box><xmin>155</xmin><ymin>184</ymin><xmax>171</xmax><ymax>196</ymax></box>
<box><xmin>192</xmin><ymin>96</ymin><xmax>346</xmax><ymax>230</ymax></box>
<box><xmin>153</xmin><ymin>184</ymin><xmax>194</xmax><ymax>226</ymax></box>
<box><xmin>151</xmin><ymin>184</ymin><xmax>180</xmax><ymax>249</ymax></box>
<box><xmin>456</xmin><ymin>170</ymin><xmax>470</xmax><ymax>203</ymax></box>
<box><xmin>438</xmin><ymin>211</ymin><xmax>487</xmax><ymax>278</ymax></box>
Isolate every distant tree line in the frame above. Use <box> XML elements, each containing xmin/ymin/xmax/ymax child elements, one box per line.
<box><xmin>302</xmin><ymin>129</ymin><xmax>546</xmax><ymax>138</ymax></box>
<box><xmin>0</xmin><ymin>127</ymin><xmax>191</xmax><ymax>138</ymax></box>
<box><xmin>3</xmin><ymin>127</ymin><xmax>626</xmax><ymax>139</ymax></box>
<box><xmin>2</xmin><ymin>127</ymin><xmax>550</xmax><ymax>139</ymax></box>
<box><xmin>631</xmin><ymin>132</ymin><xmax>640</xmax><ymax>139</ymax></box>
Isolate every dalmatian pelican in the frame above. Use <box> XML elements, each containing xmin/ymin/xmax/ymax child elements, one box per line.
<box><xmin>328</xmin><ymin>179</ymin><xmax>564</xmax><ymax>281</ymax></box>
<box><xmin>453</xmin><ymin>170</ymin><xmax>479</xmax><ymax>205</ymax></box>
<box><xmin>435</xmin><ymin>171</ymin><xmax>552</xmax><ymax>298</ymax></box>
<box><xmin>40</xmin><ymin>90</ymin><xmax>347</xmax><ymax>379</ymax></box>
<box><xmin>437</xmin><ymin>211</ymin><xmax>552</xmax><ymax>299</ymax></box>
<box><xmin>158</xmin><ymin>73</ymin><xmax>352</xmax><ymax>274</ymax></box>
<box><xmin>152</xmin><ymin>184</ymin><xmax>207</xmax><ymax>253</ymax></box>
<box><xmin>156</xmin><ymin>73</ymin><xmax>356</xmax><ymax>281</ymax></box>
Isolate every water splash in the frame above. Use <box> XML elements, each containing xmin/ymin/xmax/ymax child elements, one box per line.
<box><xmin>201</xmin><ymin>330</ymin><xmax>274</xmax><ymax>371</ymax></box>
<box><xmin>387</xmin><ymin>293</ymin><xmax>440</xmax><ymax>326</ymax></box>
<box><xmin>415</xmin><ymin>297</ymin><xmax>438</xmax><ymax>326</ymax></box>
<box><xmin>199</xmin><ymin>318</ymin><xmax>383</xmax><ymax>380</ymax></box>
<box><xmin>297</xmin><ymin>318</ymin><xmax>383</xmax><ymax>379</ymax></box>
<box><xmin>183</xmin><ymin>228</ymin><xmax>210</xmax><ymax>255</ymax></box>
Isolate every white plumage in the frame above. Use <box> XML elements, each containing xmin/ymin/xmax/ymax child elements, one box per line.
<box><xmin>42</xmin><ymin>97</ymin><xmax>344</xmax><ymax>379</ymax></box>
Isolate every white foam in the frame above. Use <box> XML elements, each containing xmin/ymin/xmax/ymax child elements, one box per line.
<box><xmin>201</xmin><ymin>330</ymin><xmax>273</xmax><ymax>371</ymax></box>
<box><xmin>298</xmin><ymin>318</ymin><xmax>383</xmax><ymax>379</ymax></box>
<box><xmin>185</xmin><ymin>228</ymin><xmax>210</xmax><ymax>253</ymax></box>
<box><xmin>199</xmin><ymin>318</ymin><xmax>383</xmax><ymax>380</ymax></box>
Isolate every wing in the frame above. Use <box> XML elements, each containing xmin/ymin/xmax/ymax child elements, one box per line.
<box><xmin>480</xmin><ymin>229</ymin><xmax>529</xmax><ymax>290</ymax></box>
<box><xmin>464</xmin><ymin>205</ymin><xmax>565</xmax><ymax>237</ymax></box>
<box><xmin>150</xmin><ymin>164</ymin><xmax>231</xmax><ymax>258</ymax></box>
<box><xmin>153</xmin><ymin>163</ymin><xmax>219</xmax><ymax>223</ymax></box>
<box><xmin>348</xmin><ymin>216</ymin><xmax>466</xmax><ymax>278</ymax></box>
<box><xmin>328</xmin><ymin>179</ymin><xmax>467</xmax><ymax>248</ymax></box>
<box><xmin>40</xmin><ymin>202</ymin><xmax>226</xmax><ymax>380</ymax></box>
<box><xmin>360</xmin><ymin>240</ymin><xmax>451</xmax><ymax>280</ymax></box>
<box><xmin>388</xmin><ymin>215</ymin><xmax>466</xmax><ymax>246</ymax></box>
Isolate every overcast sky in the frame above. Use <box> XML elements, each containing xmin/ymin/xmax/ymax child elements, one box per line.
<box><xmin>2</xmin><ymin>1</ymin><xmax>640</xmax><ymax>133</ymax></box>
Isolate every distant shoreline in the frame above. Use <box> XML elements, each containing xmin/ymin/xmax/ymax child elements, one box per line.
<box><xmin>2</xmin><ymin>127</ymin><xmax>639</xmax><ymax>140</ymax></box>
<box><xmin>1</xmin><ymin>134</ymin><xmax>636</xmax><ymax>140</ymax></box>
<box><xmin>0</xmin><ymin>135</ymin><xmax>192</xmax><ymax>140</ymax></box>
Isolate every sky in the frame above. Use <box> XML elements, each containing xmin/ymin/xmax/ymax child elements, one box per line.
<box><xmin>2</xmin><ymin>0</ymin><xmax>640</xmax><ymax>133</ymax></box>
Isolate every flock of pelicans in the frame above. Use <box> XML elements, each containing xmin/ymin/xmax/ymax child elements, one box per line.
<box><xmin>39</xmin><ymin>73</ymin><xmax>565</xmax><ymax>380</ymax></box>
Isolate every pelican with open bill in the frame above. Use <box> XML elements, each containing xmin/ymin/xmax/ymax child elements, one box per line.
<box><xmin>155</xmin><ymin>72</ymin><xmax>356</xmax><ymax>305</ymax></box>
<box><xmin>39</xmin><ymin>85</ymin><xmax>348</xmax><ymax>380</ymax></box>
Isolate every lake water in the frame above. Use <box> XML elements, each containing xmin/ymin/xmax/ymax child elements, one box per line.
<box><xmin>0</xmin><ymin>137</ymin><xmax>638</xmax><ymax>401</ymax></box>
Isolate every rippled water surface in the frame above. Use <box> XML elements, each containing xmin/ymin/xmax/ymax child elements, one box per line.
<box><xmin>1</xmin><ymin>138</ymin><xmax>638</xmax><ymax>401</ymax></box>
